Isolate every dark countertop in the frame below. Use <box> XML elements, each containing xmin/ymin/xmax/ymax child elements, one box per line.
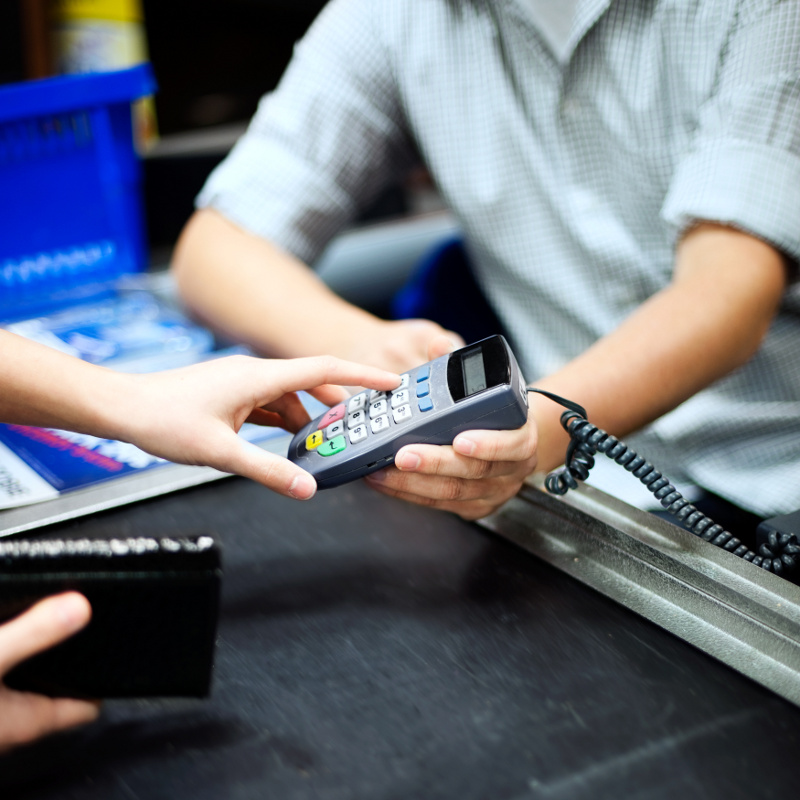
<box><xmin>2</xmin><ymin>477</ymin><xmax>798</xmax><ymax>799</ymax></box>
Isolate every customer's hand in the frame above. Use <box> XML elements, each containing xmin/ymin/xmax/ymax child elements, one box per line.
<box><xmin>121</xmin><ymin>355</ymin><xmax>401</xmax><ymax>499</ymax></box>
<box><xmin>0</xmin><ymin>593</ymin><xmax>100</xmax><ymax>753</ymax></box>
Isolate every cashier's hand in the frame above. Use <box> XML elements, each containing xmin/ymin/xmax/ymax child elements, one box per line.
<box><xmin>124</xmin><ymin>355</ymin><xmax>400</xmax><ymax>500</ymax></box>
<box><xmin>364</xmin><ymin>338</ymin><xmax>538</xmax><ymax>520</ymax></box>
<box><xmin>347</xmin><ymin>319</ymin><xmax>465</xmax><ymax>374</ymax></box>
<box><xmin>0</xmin><ymin>593</ymin><xmax>100</xmax><ymax>752</ymax></box>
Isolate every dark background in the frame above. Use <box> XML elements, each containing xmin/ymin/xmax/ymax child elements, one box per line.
<box><xmin>0</xmin><ymin>1</ymin><xmax>329</xmax><ymax>135</ymax></box>
<box><xmin>0</xmin><ymin>3</ymin><xmax>26</xmax><ymax>87</ymax></box>
<box><xmin>140</xmin><ymin>0</ymin><xmax>328</xmax><ymax>135</ymax></box>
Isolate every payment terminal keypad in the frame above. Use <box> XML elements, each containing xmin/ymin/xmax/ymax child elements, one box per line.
<box><xmin>312</xmin><ymin>371</ymin><xmax>424</xmax><ymax>460</ymax></box>
<box><xmin>289</xmin><ymin>335</ymin><xmax>529</xmax><ymax>490</ymax></box>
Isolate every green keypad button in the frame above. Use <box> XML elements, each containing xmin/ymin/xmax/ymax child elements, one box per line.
<box><xmin>317</xmin><ymin>435</ymin><xmax>347</xmax><ymax>457</ymax></box>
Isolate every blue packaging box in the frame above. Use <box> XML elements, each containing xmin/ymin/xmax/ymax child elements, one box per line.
<box><xmin>0</xmin><ymin>64</ymin><xmax>156</xmax><ymax>321</ymax></box>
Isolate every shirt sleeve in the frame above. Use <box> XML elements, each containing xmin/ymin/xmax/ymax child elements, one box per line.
<box><xmin>196</xmin><ymin>0</ymin><xmax>416</xmax><ymax>265</ymax></box>
<box><xmin>661</xmin><ymin>0</ymin><xmax>800</xmax><ymax>262</ymax></box>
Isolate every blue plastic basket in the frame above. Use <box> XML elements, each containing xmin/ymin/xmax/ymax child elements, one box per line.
<box><xmin>0</xmin><ymin>64</ymin><xmax>156</xmax><ymax>321</ymax></box>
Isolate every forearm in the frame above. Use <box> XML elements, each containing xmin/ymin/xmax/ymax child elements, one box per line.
<box><xmin>171</xmin><ymin>209</ymin><xmax>381</xmax><ymax>360</ymax></box>
<box><xmin>0</xmin><ymin>331</ymin><xmax>132</xmax><ymax>440</ymax></box>
<box><xmin>529</xmin><ymin>224</ymin><xmax>788</xmax><ymax>472</ymax></box>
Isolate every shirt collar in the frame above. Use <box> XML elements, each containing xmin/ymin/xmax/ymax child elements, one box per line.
<box><xmin>570</xmin><ymin>0</ymin><xmax>615</xmax><ymax>51</ymax></box>
<box><xmin>505</xmin><ymin>0</ymin><xmax>616</xmax><ymax>63</ymax></box>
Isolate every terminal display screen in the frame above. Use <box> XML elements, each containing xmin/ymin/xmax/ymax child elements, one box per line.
<box><xmin>446</xmin><ymin>337</ymin><xmax>511</xmax><ymax>402</ymax></box>
<box><xmin>462</xmin><ymin>349</ymin><xmax>487</xmax><ymax>396</ymax></box>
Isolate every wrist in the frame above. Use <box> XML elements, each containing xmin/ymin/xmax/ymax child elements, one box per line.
<box><xmin>527</xmin><ymin>390</ymin><xmax>572</xmax><ymax>473</ymax></box>
<box><xmin>322</xmin><ymin>310</ymin><xmax>388</xmax><ymax>363</ymax></box>
<box><xmin>83</xmin><ymin>368</ymin><xmax>144</xmax><ymax>444</ymax></box>
<box><xmin>267</xmin><ymin>298</ymin><xmax>383</xmax><ymax>362</ymax></box>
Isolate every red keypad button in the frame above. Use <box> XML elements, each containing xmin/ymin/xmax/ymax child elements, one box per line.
<box><xmin>317</xmin><ymin>403</ymin><xmax>345</xmax><ymax>430</ymax></box>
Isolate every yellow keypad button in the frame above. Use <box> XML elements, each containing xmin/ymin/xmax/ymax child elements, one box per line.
<box><xmin>306</xmin><ymin>430</ymin><xmax>324</xmax><ymax>450</ymax></box>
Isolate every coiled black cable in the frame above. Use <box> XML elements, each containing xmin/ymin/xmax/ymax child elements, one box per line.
<box><xmin>528</xmin><ymin>389</ymin><xmax>800</xmax><ymax>577</ymax></box>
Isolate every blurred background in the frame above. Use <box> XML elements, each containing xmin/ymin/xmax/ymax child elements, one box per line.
<box><xmin>1</xmin><ymin>0</ymin><xmax>330</xmax><ymax>252</ymax></box>
<box><xmin>0</xmin><ymin>0</ymin><xmax>453</xmax><ymax>317</ymax></box>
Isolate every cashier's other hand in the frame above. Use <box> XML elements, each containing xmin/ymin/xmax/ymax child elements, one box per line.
<box><xmin>347</xmin><ymin>319</ymin><xmax>465</xmax><ymax>374</ymax></box>
<box><xmin>124</xmin><ymin>355</ymin><xmax>400</xmax><ymax>500</ymax></box>
<box><xmin>0</xmin><ymin>593</ymin><xmax>100</xmax><ymax>753</ymax></box>
<box><xmin>365</xmin><ymin>407</ymin><xmax>539</xmax><ymax>521</ymax></box>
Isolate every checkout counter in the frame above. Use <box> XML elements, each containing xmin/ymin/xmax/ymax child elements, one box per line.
<box><xmin>1</xmin><ymin>467</ymin><xmax>799</xmax><ymax>798</ymax></box>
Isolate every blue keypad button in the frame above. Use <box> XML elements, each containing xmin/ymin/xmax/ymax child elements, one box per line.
<box><xmin>418</xmin><ymin>396</ymin><xmax>434</xmax><ymax>412</ymax></box>
<box><xmin>416</xmin><ymin>383</ymin><xmax>430</xmax><ymax>398</ymax></box>
<box><xmin>416</xmin><ymin>367</ymin><xmax>429</xmax><ymax>382</ymax></box>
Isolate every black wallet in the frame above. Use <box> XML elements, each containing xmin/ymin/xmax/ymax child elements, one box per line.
<box><xmin>0</xmin><ymin>536</ymin><xmax>222</xmax><ymax>699</ymax></box>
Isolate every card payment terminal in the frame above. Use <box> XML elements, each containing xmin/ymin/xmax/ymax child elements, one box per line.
<box><xmin>288</xmin><ymin>335</ymin><xmax>529</xmax><ymax>489</ymax></box>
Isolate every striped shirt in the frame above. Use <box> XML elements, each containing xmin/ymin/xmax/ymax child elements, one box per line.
<box><xmin>198</xmin><ymin>0</ymin><xmax>800</xmax><ymax>516</ymax></box>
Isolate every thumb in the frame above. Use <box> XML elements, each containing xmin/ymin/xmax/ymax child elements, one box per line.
<box><xmin>0</xmin><ymin>593</ymin><xmax>91</xmax><ymax>675</ymax></box>
<box><xmin>427</xmin><ymin>332</ymin><xmax>463</xmax><ymax>361</ymax></box>
<box><xmin>226</xmin><ymin>439</ymin><xmax>318</xmax><ymax>500</ymax></box>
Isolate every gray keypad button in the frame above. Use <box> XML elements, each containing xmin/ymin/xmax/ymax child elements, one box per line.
<box><xmin>325</xmin><ymin>420</ymin><xmax>345</xmax><ymax>439</ymax></box>
<box><xmin>392</xmin><ymin>404</ymin><xmax>413</xmax><ymax>424</ymax></box>
<box><xmin>369</xmin><ymin>399</ymin><xmax>388</xmax><ymax>418</ymax></box>
<box><xmin>348</xmin><ymin>393</ymin><xmax>366</xmax><ymax>414</ymax></box>
<box><xmin>370</xmin><ymin>415</ymin><xmax>390</xmax><ymax>434</ymax></box>
<box><xmin>348</xmin><ymin>409</ymin><xmax>366</xmax><ymax>428</ymax></box>
<box><xmin>391</xmin><ymin>389</ymin><xmax>410</xmax><ymax>408</ymax></box>
<box><xmin>348</xmin><ymin>424</ymin><xmax>368</xmax><ymax>444</ymax></box>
